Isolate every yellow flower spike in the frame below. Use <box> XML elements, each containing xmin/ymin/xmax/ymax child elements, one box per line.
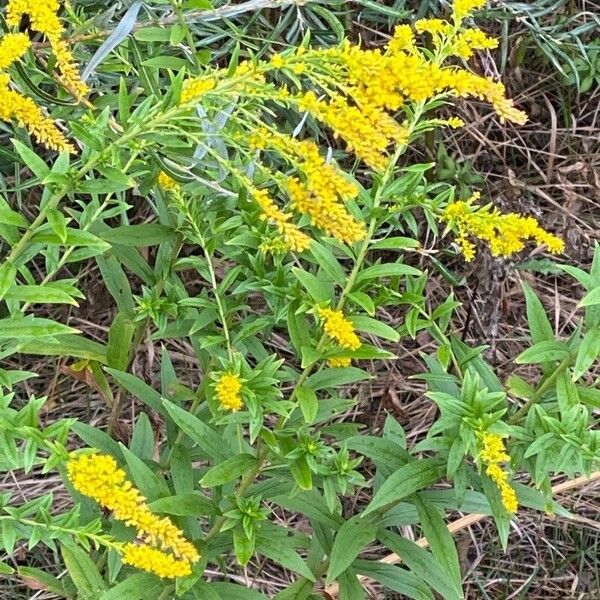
<box><xmin>0</xmin><ymin>75</ymin><xmax>75</xmax><ymax>153</ymax></box>
<box><xmin>122</xmin><ymin>544</ymin><xmax>193</xmax><ymax>579</ymax></box>
<box><xmin>318</xmin><ymin>307</ymin><xmax>361</xmax><ymax>351</ymax></box>
<box><xmin>215</xmin><ymin>371</ymin><xmax>244</xmax><ymax>412</ymax></box>
<box><xmin>442</xmin><ymin>195</ymin><xmax>564</xmax><ymax>261</ymax></box>
<box><xmin>66</xmin><ymin>454</ymin><xmax>199</xmax><ymax>565</ymax></box>
<box><xmin>478</xmin><ymin>432</ymin><xmax>519</xmax><ymax>514</ymax></box>
<box><xmin>250</xmin><ymin>187</ymin><xmax>311</xmax><ymax>252</ymax></box>
<box><xmin>7</xmin><ymin>0</ymin><xmax>88</xmax><ymax>100</ymax></box>
<box><xmin>0</xmin><ymin>33</ymin><xmax>31</xmax><ymax>70</ymax></box>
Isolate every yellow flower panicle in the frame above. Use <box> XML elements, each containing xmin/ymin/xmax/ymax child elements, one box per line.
<box><xmin>318</xmin><ymin>307</ymin><xmax>361</xmax><ymax>351</ymax></box>
<box><xmin>67</xmin><ymin>453</ymin><xmax>199</xmax><ymax>577</ymax></box>
<box><xmin>442</xmin><ymin>193</ymin><xmax>565</xmax><ymax>261</ymax></box>
<box><xmin>122</xmin><ymin>544</ymin><xmax>192</xmax><ymax>579</ymax></box>
<box><xmin>0</xmin><ymin>75</ymin><xmax>74</xmax><ymax>152</ymax></box>
<box><xmin>6</xmin><ymin>0</ymin><xmax>88</xmax><ymax>99</ymax></box>
<box><xmin>0</xmin><ymin>33</ymin><xmax>31</xmax><ymax>70</ymax></box>
<box><xmin>215</xmin><ymin>371</ymin><xmax>244</xmax><ymax>412</ymax></box>
<box><xmin>479</xmin><ymin>432</ymin><xmax>518</xmax><ymax>514</ymax></box>
<box><xmin>249</xmin><ymin>128</ymin><xmax>365</xmax><ymax>244</ymax></box>
<box><xmin>296</xmin><ymin>89</ymin><xmax>409</xmax><ymax>171</ymax></box>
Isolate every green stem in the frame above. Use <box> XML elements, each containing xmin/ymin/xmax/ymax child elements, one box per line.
<box><xmin>509</xmin><ymin>356</ymin><xmax>573</xmax><ymax>424</ymax></box>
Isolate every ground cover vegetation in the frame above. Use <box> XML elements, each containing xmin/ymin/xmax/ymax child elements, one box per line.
<box><xmin>0</xmin><ymin>0</ymin><xmax>598</xmax><ymax>598</ymax></box>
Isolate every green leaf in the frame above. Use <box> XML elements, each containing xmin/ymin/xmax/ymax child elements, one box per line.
<box><xmin>99</xmin><ymin>573</ymin><xmax>164</xmax><ymax>600</ymax></box>
<box><xmin>119</xmin><ymin>444</ymin><xmax>170</xmax><ymax>501</ymax></box>
<box><xmin>256</xmin><ymin>532</ymin><xmax>315</xmax><ymax>581</ymax></box>
<box><xmin>107</xmin><ymin>313</ymin><xmax>137</xmax><ymax>370</ymax></box>
<box><xmin>78</xmin><ymin>178</ymin><xmax>135</xmax><ymax>194</ymax></box>
<box><xmin>200</xmin><ymin>454</ymin><xmax>258</xmax><ymax>487</ymax></box>
<box><xmin>338</xmin><ymin>568</ymin><xmax>366</xmax><ymax>600</ymax></box>
<box><xmin>148</xmin><ymin>492</ymin><xmax>217</xmax><ymax>517</ymax></box>
<box><xmin>514</xmin><ymin>340</ymin><xmax>571</xmax><ymax>364</ymax></box>
<box><xmin>413</xmin><ymin>495</ymin><xmax>462</xmax><ymax>594</ymax></box>
<box><xmin>352</xmin><ymin>315</ymin><xmax>400</xmax><ymax>342</ymax></box>
<box><xmin>364</xmin><ymin>459</ymin><xmax>442</xmax><ymax>515</ymax></box>
<box><xmin>233</xmin><ymin>528</ymin><xmax>255</xmax><ymax>566</ymax></box>
<box><xmin>0</xmin><ymin>316</ymin><xmax>79</xmax><ymax>339</ymax></box>
<box><xmin>377</xmin><ymin>530</ymin><xmax>463</xmax><ymax>600</ymax></box>
<box><xmin>163</xmin><ymin>399</ymin><xmax>229</xmax><ymax>461</ymax></box>
<box><xmin>306</xmin><ymin>367</ymin><xmax>371</xmax><ymax>391</ymax></box>
<box><xmin>353</xmin><ymin>559</ymin><xmax>434</xmax><ymax>600</ymax></box>
<box><xmin>12</xmin><ymin>140</ymin><xmax>50</xmax><ymax>180</ymax></box>
<box><xmin>579</xmin><ymin>285</ymin><xmax>600</xmax><ymax>307</ymax></box>
<box><xmin>4</xmin><ymin>284</ymin><xmax>79</xmax><ymax>305</ymax></box>
<box><xmin>573</xmin><ymin>327</ymin><xmax>600</xmax><ymax>381</ymax></box>
<box><xmin>99</xmin><ymin>224</ymin><xmax>175</xmax><ymax>247</ymax></box>
<box><xmin>522</xmin><ymin>283</ymin><xmax>554</xmax><ymax>343</ymax></box>
<box><xmin>61</xmin><ymin>543</ymin><xmax>107</xmax><ymax>597</ymax></box>
<box><xmin>296</xmin><ymin>386</ymin><xmax>319</xmax><ymax>424</ymax></box>
<box><xmin>326</xmin><ymin>515</ymin><xmax>377</xmax><ymax>584</ymax></box>
<box><xmin>292</xmin><ymin>268</ymin><xmax>331</xmax><ymax>303</ymax></box>
<box><xmin>0</xmin><ymin>261</ymin><xmax>16</xmax><ymax>301</ymax></box>
<box><xmin>355</xmin><ymin>262</ymin><xmax>421</xmax><ymax>285</ymax></box>
<box><xmin>0</xmin><ymin>561</ymin><xmax>14</xmax><ymax>575</ymax></box>
<box><xmin>18</xmin><ymin>335</ymin><xmax>108</xmax><ymax>363</ymax></box>
<box><xmin>106</xmin><ymin>368</ymin><xmax>164</xmax><ymax>414</ymax></box>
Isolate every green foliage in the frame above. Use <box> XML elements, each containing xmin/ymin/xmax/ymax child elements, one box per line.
<box><xmin>0</xmin><ymin>0</ymin><xmax>597</xmax><ymax>598</ymax></box>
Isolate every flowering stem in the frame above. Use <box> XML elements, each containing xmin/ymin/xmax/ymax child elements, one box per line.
<box><xmin>509</xmin><ymin>355</ymin><xmax>573</xmax><ymax>423</ymax></box>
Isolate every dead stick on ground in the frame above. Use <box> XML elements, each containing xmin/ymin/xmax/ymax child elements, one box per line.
<box><xmin>324</xmin><ymin>471</ymin><xmax>600</xmax><ymax>598</ymax></box>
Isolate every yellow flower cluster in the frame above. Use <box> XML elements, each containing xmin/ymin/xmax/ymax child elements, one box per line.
<box><xmin>157</xmin><ymin>171</ymin><xmax>181</xmax><ymax>192</ymax></box>
<box><xmin>0</xmin><ymin>32</ymin><xmax>30</xmax><ymax>70</ymax></box>
<box><xmin>180</xmin><ymin>77</ymin><xmax>216</xmax><ymax>103</ymax></box>
<box><xmin>122</xmin><ymin>544</ymin><xmax>194</xmax><ymax>579</ymax></box>
<box><xmin>442</xmin><ymin>193</ymin><xmax>565</xmax><ymax>261</ymax></box>
<box><xmin>249</xmin><ymin>127</ymin><xmax>365</xmax><ymax>244</ymax></box>
<box><xmin>452</xmin><ymin>28</ymin><xmax>498</xmax><ymax>59</ymax></box>
<box><xmin>318</xmin><ymin>307</ymin><xmax>361</xmax><ymax>351</ymax></box>
<box><xmin>6</xmin><ymin>0</ymin><xmax>88</xmax><ymax>99</ymax></box>
<box><xmin>251</xmin><ymin>187</ymin><xmax>311</xmax><ymax>253</ymax></box>
<box><xmin>215</xmin><ymin>371</ymin><xmax>244</xmax><ymax>411</ymax></box>
<box><xmin>296</xmin><ymin>89</ymin><xmax>409</xmax><ymax>171</ymax></box>
<box><xmin>327</xmin><ymin>357</ymin><xmax>352</xmax><ymax>368</ymax></box>
<box><xmin>0</xmin><ymin>74</ymin><xmax>74</xmax><ymax>152</ymax></box>
<box><xmin>479</xmin><ymin>432</ymin><xmax>518</xmax><ymax>514</ymax></box>
<box><xmin>453</xmin><ymin>0</ymin><xmax>486</xmax><ymax>22</ymax></box>
<box><xmin>67</xmin><ymin>453</ymin><xmax>199</xmax><ymax>578</ymax></box>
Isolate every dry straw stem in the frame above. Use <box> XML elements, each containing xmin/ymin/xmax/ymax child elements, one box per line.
<box><xmin>324</xmin><ymin>471</ymin><xmax>600</xmax><ymax>598</ymax></box>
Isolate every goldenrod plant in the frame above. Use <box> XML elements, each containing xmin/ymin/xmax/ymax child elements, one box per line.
<box><xmin>0</xmin><ymin>0</ymin><xmax>595</xmax><ymax>597</ymax></box>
